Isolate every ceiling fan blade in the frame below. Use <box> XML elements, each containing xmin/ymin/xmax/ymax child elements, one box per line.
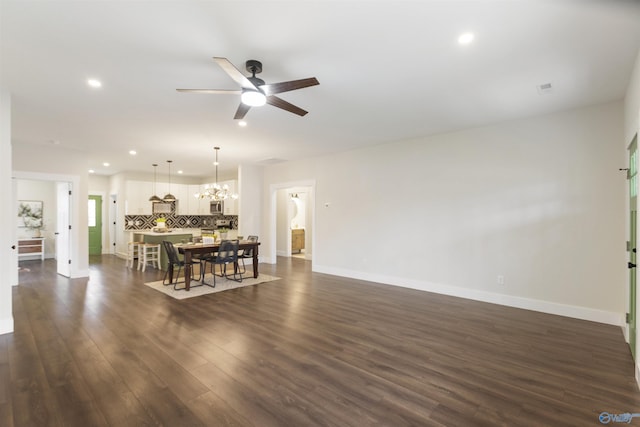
<box><xmin>266</xmin><ymin>95</ymin><xmax>309</xmax><ymax>116</ymax></box>
<box><xmin>234</xmin><ymin>103</ymin><xmax>251</xmax><ymax>120</ymax></box>
<box><xmin>176</xmin><ymin>89</ymin><xmax>241</xmax><ymax>94</ymax></box>
<box><xmin>213</xmin><ymin>57</ymin><xmax>257</xmax><ymax>90</ymax></box>
<box><xmin>260</xmin><ymin>78</ymin><xmax>319</xmax><ymax>96</ymax></box>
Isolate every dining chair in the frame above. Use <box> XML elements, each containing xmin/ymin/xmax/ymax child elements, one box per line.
<box><xmin>162</xmin><ymin>240</ymin><xmax>201</xmax><ymax>289</ymax></box>
<box><xmin>238</xmin><ymin>235</ymin><xmax>258</xmax><ymax>274</ymax></box>
<box><xmin>138</xmin><ymin>242</ymin><xmax>161</xmax><ymax>272</ymax></box>
<box><xmin>201</xmin><ymin>239</ymin><xmax>242</xmax><ymax>287</ymax></box>
<box><xmin>126</xmin><ymin>241</ymin><xmax>140</xmax><ymax>269</ymax></box>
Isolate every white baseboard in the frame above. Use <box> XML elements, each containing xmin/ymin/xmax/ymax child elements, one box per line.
<box><xmin>70</xmin><ymin>269</ymin><xmax>90</xmax><ymax>279</ymax></box>
<box><xmin>313</xmin><ymin>264</ymin><xmax>624</xmax><ymax>326</ymax></box>
<box><xmin>0</xmin><ymin>317</ymin><xmax>14</xmax><ymax>335</ymax></box>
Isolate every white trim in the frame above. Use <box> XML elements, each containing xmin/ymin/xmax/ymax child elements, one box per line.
<box><xmin>71</xmin><ymin>269</ymin><xmax>90</xmax><ymax>279</ymax></box>
<box><xmin>89</xmin><ymin>191</ymin><xmax>108</xmax><ymax>254</ymax></box>
<box><xmin>314</xmin><ymin>264</ymin><xmax>624</xmax><ymax>326</ymax></box>
<box><xmin>0</xmin><ymin>317</ymin><xmax>14</xmax><ymax>335</ymax></box>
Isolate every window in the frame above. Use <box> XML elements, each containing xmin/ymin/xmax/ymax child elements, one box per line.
<box><xmin>88</xmin><ymin>198</ymin><xmax>96</xmax><ymax>227</ymax></box>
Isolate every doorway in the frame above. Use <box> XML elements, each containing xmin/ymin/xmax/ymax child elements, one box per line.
<box><xmin>88</xmin><ymin>195</ymin><xmax>102</xmax><ymax>255</ymax></box>
<box><xmin>269</xmin><ymin>181</ymin><xmax>315</xmax><ymax>264</ymax></box>
<box><xmin>14</xmin><ymin>171</ymin><xmax>78</xmax><ymax>278</ymax></box>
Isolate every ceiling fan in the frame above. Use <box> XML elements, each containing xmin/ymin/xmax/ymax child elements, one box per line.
<box><xmin>177</xmin><ymin>57</ymin><xmax>319</xmax><ymax>120</ymax></box>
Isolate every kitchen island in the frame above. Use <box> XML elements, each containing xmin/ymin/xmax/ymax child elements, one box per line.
<box><xmin>132</xmin><ymin>230</ymin><xmax>194</xmax><ymax>270</ymax></box>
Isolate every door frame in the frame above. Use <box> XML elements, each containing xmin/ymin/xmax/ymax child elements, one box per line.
<box><xmin>88</xmin><ymin>194</ymin><xmax>103</xmax><ymax>255</ymax></box>
<box><xmin>268</xmin><ymin>180</ymin><xmax>315</xmax><ymax>265</ymax></box>
<box><xmin>628</xmin><ymin>133</ymin><xmax>638</xmax><ymax>361</ymax></box>
<box><xmin>13</xmin><ymin>170</ymin><xmax>86</xmax><ymax>278</ymax></box>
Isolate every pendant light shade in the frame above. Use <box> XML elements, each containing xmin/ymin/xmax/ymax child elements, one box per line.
<box><xmin>163</xmin><ymin>160</ymin><xmax>176</xmax><ymax>202</ymax></box>
<box><xmin>149</xmin><ymin>163</ymin><xmax>162</xmax><ymax>203</ymax></box>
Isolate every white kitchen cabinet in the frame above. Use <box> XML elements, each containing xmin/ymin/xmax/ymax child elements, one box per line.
<box><xmin>186</xmin><ymin>185</ymin><xmax>203</xmax><ymax>215</ymax></box>
<box><xmin>174</xmin><ymin>184</ymin><xmax>189</xmax><ymax>215</ymax></box>
<box><xmin>155</xmin><ymin>181</ymin><xmax>170</xmax><ymax>201</ymax></box>
<box><xmin>198</xmin><ymin>183</ymin><xmax>213</xmax><ymax>215</ymax></box>
<box><xmin>126</xmin><ymin>180</ymin><xmax>153</xmax><ymax>215</ymax></box>
<box><xmin>221</xmin><ymin>180</ymin><xmax>238</xmax><ymax>215</ymax></box>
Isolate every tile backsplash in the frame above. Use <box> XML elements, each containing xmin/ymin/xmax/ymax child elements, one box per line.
<box><xmin>124</xmin><ymin>213</ymin><xmax>237</xmax><ymax>230</ymax></box>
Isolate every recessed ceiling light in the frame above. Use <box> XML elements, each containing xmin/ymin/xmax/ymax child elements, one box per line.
<box><xmin>458</xmin><ymin>32</ymin><xmax>474</xmax><ymax>45</ymax></box>
<box><xmin>238</xmin><ymin>121</ymin><xmax>247</xmax><ymax>127</ymax></box>
<box><xmin>103</xmin><ymin>162</ymin><xmax>110</xmax><ymax>167</ymax></box>
<box><xmin>87</xmin><ymin>78</ymin><xmax>102</xmax><ymax>88</ymax></box>
<box><xmin>88</xmin><ymin>169</ymin><xmax>95</xmax><ymax>174</ymax></box>
<box><xmin>129</xmin><ymin>150</ymin><xmax>137</xmax><ymax>155</ymax></box>
<box><xmin>177</xmin><ymin>170</ymin><xmax>183</xmax><ymax>174</ymax></box>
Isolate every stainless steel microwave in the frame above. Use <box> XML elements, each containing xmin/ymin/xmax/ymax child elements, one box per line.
<box><xmin>210</xmin><ymin>200</ymin><xmax>224</xmax><ymax>214</ymax></box>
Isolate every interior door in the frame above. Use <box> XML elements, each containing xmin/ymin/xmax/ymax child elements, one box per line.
<box><xmin>88</xmin><ymin>195</ymin><xmax>102</xmax><ymax>255</ymax></box>
<box><xmin>56</xmin><ymin>182</ymin><xmax>70</xmax><ymax>277</ymax></box>
<box><xmin>628</xmin><ymin>134</ymin><xmax>637</xmax><ymax>360</ymax></box>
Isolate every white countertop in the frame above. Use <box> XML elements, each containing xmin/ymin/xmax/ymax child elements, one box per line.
<box><xmin>131</xmin><ymin>229</ymin><xmax>195</xmax><ymax>236</ymax></box>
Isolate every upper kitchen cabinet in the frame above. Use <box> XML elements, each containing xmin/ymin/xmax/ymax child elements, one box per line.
<box><xmin>173</xmin><ymin>185</ymin><xmax>189</xmax><ymax>215</ymax></box>
<box><xmin>126</xmin><ymin>180</ymin><xmax>153</xmax><ymax>215</ymax></box>
<box><xmin>221</xmin><ymin>180</ymin><xmax>238</xmax><ymax>215</ymax></box>
<box><xmin>186</xmin><ymin>185</ymin><xmax>204</xmax><ymax>215</ymax></box>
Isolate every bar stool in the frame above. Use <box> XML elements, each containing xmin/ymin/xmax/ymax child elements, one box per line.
<box><xmin>138</xmin><ymin>243</ymin><xmax>161</xmax><ymax>272</ymax></box>
<box><xmin>126</xmin><ymin>241</ymin><xmax>140</xmax><ymax>268</ymax></box>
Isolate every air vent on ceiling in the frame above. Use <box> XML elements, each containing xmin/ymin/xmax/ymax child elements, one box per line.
<box><xmin>537</xmin><ymin>82</ymin><xmax>553</xmax><ymax>95</ymax></box>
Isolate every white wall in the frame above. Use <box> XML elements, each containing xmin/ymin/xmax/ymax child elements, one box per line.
<box><xmin>276</xmin><ymin>189</ymin><xmax>289</xmax><ymax>256</ymax></box>
<box><xmin>237</xmin><ymin>164</ymin><xmax>263</xmax><ymax>239</ymax></box>
<box><xmin>625</xmin><ymin>49</ymin><xmax>640</xmax><ymax>144</ymax></box>
<box><xmin>0</xmin><ymin>91</ymin><xmax>14</xmax><ymax>335</ymax></box>
<box><xmin>263</xmin><ymin>101</ymin><xmax>626</xmax><ymax>325</ymax></box>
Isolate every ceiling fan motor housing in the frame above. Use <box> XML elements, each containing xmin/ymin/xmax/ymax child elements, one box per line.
<box><xmin>246</xmin><ymin>59</ymin><xmax>263</xmax><ymax>74</ymax></box>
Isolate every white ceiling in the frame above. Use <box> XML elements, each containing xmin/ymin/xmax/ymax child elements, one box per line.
<box><xmin>2</xmin><ymin>0</ymin><xmax>640</xmax><ymax>178</ymax></box>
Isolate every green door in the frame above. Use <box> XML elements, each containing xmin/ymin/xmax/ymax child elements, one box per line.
<box><xmin>628</xmin><ymin>135</ymin><xmax>637</xmax><ymax>360</ymax></box>
<box><xmin>88</xmin><ymin>195</ymin><xmax>102</xmax><ymax>256</ymax></box>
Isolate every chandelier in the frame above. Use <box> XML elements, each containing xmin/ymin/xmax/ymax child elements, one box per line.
<box><xmin>195</xmin><ymin>147</ymin><xmax>239</xmax><ymax>201</ymax></box>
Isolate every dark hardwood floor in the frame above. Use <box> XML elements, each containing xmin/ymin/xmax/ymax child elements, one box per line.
<box><xmin>1</xmin><ymin>255</ymin><xmax>639</xmax><ymax>426</ymax></box>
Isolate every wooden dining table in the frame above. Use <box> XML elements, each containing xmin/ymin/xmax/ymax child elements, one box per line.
<box><xmin>176</xmin><ymin>240</ymin><xmax>260</xmax><ymax>291</ymax></box>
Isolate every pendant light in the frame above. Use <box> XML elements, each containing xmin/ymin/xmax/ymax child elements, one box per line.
<box><xmin>163</xmin><ymin>160</ymin><xmax>176</xmax><ymax>202</ymax></box>
<box><xmin>195</xmin><ymin>147</ymin><xmax>238</xmax><ymax>201</ymax></box>
<box><xmin>148</xmin><ymin>163</ymin><xmax>162</xmax><ymax>203</ymax></box>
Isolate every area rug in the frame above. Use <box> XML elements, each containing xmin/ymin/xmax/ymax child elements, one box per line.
<box><xmin>143</xmin><ymin>273</ymin><xmax>280</xmax><ymax>300</ymax></box>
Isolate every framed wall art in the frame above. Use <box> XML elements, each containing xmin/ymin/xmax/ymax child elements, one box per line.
<box><xmin>17</xmin><ymin>200</ymin><xmax>43</xmax><ymax>229</ymax></box>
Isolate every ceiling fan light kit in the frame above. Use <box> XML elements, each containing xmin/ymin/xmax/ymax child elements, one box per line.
<box><xmin>241</xmin><ymin>90</ymin><xmax>266</xmax><ymax>107</ymax></box>
<box><xmin>177</xmin><ymin>57</ymin><xmax>319</xmax><ymax>119</ymax></box>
